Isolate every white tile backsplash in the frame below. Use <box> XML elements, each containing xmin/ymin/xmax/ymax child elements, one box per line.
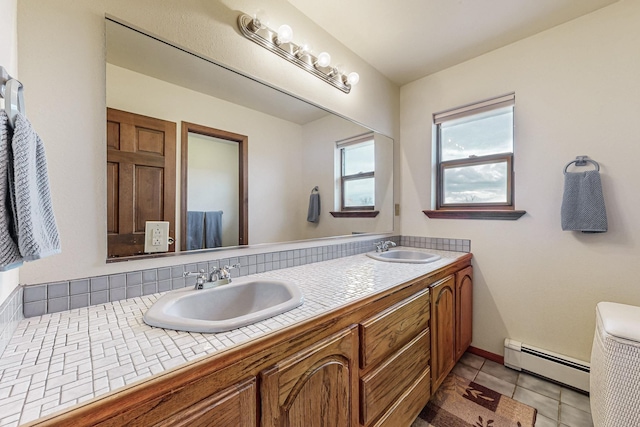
<box><xmin>17</xmin><ymin>236</ymin><xmax>469</xmax><ymax>318</ymax></box>
<box><xmin>0</xmin><ymin>286</ymin><xmax>23</xmax><ymax>357</ymax></box>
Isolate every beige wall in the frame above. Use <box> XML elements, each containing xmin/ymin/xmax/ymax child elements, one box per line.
<box><xmin>0</xmin><ymin>0</ymin><xmax>17</xmax><ymax>76</ymax></box>
<box><xmin>16</xmin><ymin>0</ymin><xmax>399</xmax><ymax>286</ymax></box>
<box><xmin>400</xmin><ymin>0</ymin><xmax>640</xmax><ymax>361</ymax></box>
<box><xmin>0</xmin><ymin>0</ymin><xmax>19</xmax><ymax>304</ymax></box>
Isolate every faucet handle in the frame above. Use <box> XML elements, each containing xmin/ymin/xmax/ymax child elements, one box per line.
<box><xmin>220</xmin><ymin>263</ymin><xmax>241</xmax><ymax>279</ymax></box>
<box><xmin>374</xmin><ymin>240</ymin><xmax>396</xmax><ymax>252</ymax></box>
<box><xmin>184</xmin><ymin>269</ymin><xmax>207</xmax><ymax>278</ymax></box>
<box><xmin>184</xmin><ymin>269</ymin><xmax>208</xmax><ymax>288</ymax></box>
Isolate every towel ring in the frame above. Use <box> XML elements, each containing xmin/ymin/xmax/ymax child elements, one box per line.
<box><xmin>1</xmin><ymin>66</ymin><xmax>25</xmax><ymax>129</ymax></box>
<box><xmin>563</xmin><ymin>156</ymin><xmax>600</xmax><ymax>174</ymax></box>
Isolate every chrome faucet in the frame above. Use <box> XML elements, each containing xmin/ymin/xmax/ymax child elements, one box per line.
<box><xmin>184</xmin><ymin>263</ymin><xmax>241</xmax><ymax>290</ymax></box>
<box><xmin>375</xmin><ymin>240</ymin><xmax>397</xmax><ymax>252</ymax></box>
<box><xmin>209</xmin><ymin>263</ymin><xmax>241</xmax><ymax>286</ymax></box>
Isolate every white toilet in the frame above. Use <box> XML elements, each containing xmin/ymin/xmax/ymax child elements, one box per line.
<box><xmin>590</xmin><ymin>302</ymin><xmax>640</xmax><ymax>426</ymax></box>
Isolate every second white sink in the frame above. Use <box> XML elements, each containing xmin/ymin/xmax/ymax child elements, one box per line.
<box><xmin>367</xmin><ymin>249</ymin><xmax>441</xmax><ymax>264</ymax></box>
<box><xmin>143</xmin><ymin>278</ymin><xmax>304</xmax><ymax>333</ymax></box>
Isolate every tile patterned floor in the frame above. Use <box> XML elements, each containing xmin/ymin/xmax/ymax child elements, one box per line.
<box><xmin>414</xmin><ymin>352</ymin><xmax>593</xmax><ymax>427</ymax></box>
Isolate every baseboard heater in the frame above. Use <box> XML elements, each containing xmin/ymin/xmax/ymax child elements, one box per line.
<box><xmin>504</xmin><ymin>339</ymin><xmax>590</xmax><ymax>392</ymax></box>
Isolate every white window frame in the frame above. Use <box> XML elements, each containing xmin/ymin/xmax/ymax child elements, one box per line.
<box><xmin>337</xmin><ymin>133</ymin><xmax>375</xmax><ymax>211</ymax></box>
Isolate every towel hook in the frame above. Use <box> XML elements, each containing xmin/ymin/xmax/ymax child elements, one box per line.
<box><xmin>0</xmin><ymin>66</ymin><xmax>9</xmax><ymax>87</ymax></box>
<box><xmin>563</xmin><ymin>156</ymin><xmax>600</xmax><ymax>174</ymax></box>
<box><xmin>0</xmin><ymin>66</ymin><xmax>25</xmax><ymax>128</ymax></box>
<box><xmin>311</xmin><ymin>186</ymin><xmax>319</xmax><ymax>193</ymax></box>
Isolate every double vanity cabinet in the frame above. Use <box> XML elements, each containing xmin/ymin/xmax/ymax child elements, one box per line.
<box><xmin>29</xmin><ymin>255</ymin><xmax>472</xmax><ymax>427</ymax></box>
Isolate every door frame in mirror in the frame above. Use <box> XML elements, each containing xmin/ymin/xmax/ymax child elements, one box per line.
<box><xmin>180</xmin><ymin>122</ymin><xmax>248</xmax><ymax>251</ymax></box>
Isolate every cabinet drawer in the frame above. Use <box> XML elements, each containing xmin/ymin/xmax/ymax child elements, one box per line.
<box><xmin>372</xmin><ymin>365</ymin><xmax>431</xmax><ymax>427</ymax></box>
<box><xmin>360</xmin><ymin>288</ymin><xmax>430</xmax><ymax>368</ymax></box>
<box><xmin>360</xmin><ymin>329</ymin><xmax>430</xmax><ymax>426</ymax></box>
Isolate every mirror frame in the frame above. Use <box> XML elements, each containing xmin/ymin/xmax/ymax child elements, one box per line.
<box><xmin>180</xmin><ymin>122</ymin><xmax>248</xmax><ymax>251</ymax></box>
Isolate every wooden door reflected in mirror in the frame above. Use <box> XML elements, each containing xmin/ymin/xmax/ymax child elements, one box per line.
<box><xmin>180</xmin><ymin>122</ymin><xmax>248</xmax><ymax>251</ymax></box>
<box><xmin>107</xmin><ymin>108</ymin><xmax>176</xmax><ymax>258</ymax></box>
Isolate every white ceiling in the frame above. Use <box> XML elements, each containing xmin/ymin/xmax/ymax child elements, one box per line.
<box><xmin>287</xmin><ymin>0</ymin><xmax>619</xmax><ymax>86</ymax></box>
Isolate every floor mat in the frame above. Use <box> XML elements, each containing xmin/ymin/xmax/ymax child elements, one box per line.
<box><xmin>414</xmin><ymin>372</ymin><xmax>537</xmax><ymax>427</ymax></box>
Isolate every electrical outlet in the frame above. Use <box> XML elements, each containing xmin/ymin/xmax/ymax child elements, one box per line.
<box><xmin>152</xmin><ymin>227</ymin><xmax>163</xmax><ymax>246</ymax></box>
<box><xmin>144</xmin><ymin>221</ymin><xmax>170</xmax><ymax>253</ymax></box>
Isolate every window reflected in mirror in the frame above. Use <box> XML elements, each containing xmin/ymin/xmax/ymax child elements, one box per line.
<box><xmin>339</xmin><ymin>136</ymin><xmax>375</xmax><ymax>210</ymax></box>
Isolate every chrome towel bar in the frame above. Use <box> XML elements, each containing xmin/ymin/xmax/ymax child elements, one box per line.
<box><xmin>564</xmin><ymin>156</ymin><xmax>600</xmax><ymax>174</ymax></box>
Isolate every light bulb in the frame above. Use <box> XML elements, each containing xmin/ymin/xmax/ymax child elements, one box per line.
<box><xmin>347</xmin><ymin>72</ymin><xmax>360</xmax><ymax>86</ymax></box>
<box><xmin>277</xmin><ymin>24</ymin><xmax>293</xmax><ymax>44</ymax></box>
<box><xmin>316</xmin><ymin>52</ymin><xmax>331</xmax><ymax>68</ymax></box>
<box><xmin>252</xmin><ymin>10</ymin><xmax>267</xmax><ymax>30</ymax></box>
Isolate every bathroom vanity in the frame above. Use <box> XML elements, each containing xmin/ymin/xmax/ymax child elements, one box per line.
<box><xmin>13</xmin><ymin>250</ymin><xmax>472</xmax><ymax>427</ymax></box>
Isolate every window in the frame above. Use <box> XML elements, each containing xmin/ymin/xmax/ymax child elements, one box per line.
<box><xmin>339</xmin><ymin>135</ymin><xmax>375</xmax><ymax>211</ymax></box>
<box><xmin>434</xmin><ymin>93</ymin><xmax>516</xmax><ymax>211</ymax></box>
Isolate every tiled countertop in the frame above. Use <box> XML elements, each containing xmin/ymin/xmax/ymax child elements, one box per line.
<box><xmin>0</xmin><ymin>248</ymin><xmax>468</xmax><ymax>426</ymax></box>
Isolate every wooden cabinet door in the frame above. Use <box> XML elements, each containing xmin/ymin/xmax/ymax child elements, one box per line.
<box><xmin>158</xmin><ymin>377</ymin><xmax>256</xmax><ymax>427</ymax></box>
<box><xmin>260</xmin><ymin>326</ymin><xmax>359</xmax><ymax>427</ymax></box>
<box><xmin>107</xmin><ymin>108</ymin><xmax>176</xmax><ymax>258</ymax></box>
<box><xmin>430</xmin><ymin>275</ymin><xmax>456</xmax><ymax>392</ymax></box>
<box><xmin>455</xmin><ymin>266</ymin><xmax>473</xmax><ymax>361</ymax></box>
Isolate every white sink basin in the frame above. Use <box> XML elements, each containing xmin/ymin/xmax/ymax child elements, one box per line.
<box><xmin>143</xmin><ymin>278</ymin><xmax>304</xmax><ymax>333</ymax></box>
<box><xmin>367</xmin><ymin>249</ymin><xmax>441</xmax><ymax>264</ymax></box>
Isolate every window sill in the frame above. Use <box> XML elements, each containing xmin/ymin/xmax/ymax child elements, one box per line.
<box><xmin>423</xmin><ymin>210</ymin><xmax>526</xmax><ymax>220</ymax></box>
<box><xmin>330</xmin><ymin>211</ymin><xmax>379</xmax><ymax>218</ymax></box>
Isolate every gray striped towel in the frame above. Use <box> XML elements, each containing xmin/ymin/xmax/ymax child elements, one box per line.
<box><xmin>561</xmin><ymin>170</ymin><xmax>608</xmax><ymax>233</ymax></box>
<box><xmin>10</xmin><ymin>112</ymin><xmax>61</xmax><ymax>261</ymax></box>
<box><xmin>307</xmin><ymin>192</ymin><xmax>320</xmax><ymax>223</ymax></box>
<box><xmin>204</xmin><ymin>210</ymin><xmax>223</xmax><ymax>248</ymax></box>
<box><xmin>0</xmin><ymin>111</ymin><xmax>23</xmax><ymax>270</ymax></box>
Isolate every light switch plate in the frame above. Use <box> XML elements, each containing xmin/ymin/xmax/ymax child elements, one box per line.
<box><xmin>144</xmin><ymin>221</ymin><xmax>170</xmax><ymax>253</ymax></box>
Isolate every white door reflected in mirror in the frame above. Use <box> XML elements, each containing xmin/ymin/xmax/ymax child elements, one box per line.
<box><xmin>186</xmin><ymin>133</ymin><xmax>239</xmax><ymax>249</ymax></box>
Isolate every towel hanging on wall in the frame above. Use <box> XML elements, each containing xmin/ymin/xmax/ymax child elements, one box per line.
<box><xmin>204</xmin><ymin>211</ymin><xmax>223</xmax><ymax>248</ymax></box>
<box><xmin>0</xmin><ymin>111</ymin><xmax>23</xmax><ymax>270</ymax></box>
<box><xmin>186</xmin><ymin>211</ymin><xmax>205</xmax><ymax>250</ymax></box>
<box><xmin>1</xmin><ymin>67</ymin><xmax>60</xmax><ymax>270</ymax></box>
<box><xmin>561</xmin><ymin>156</ymin><xmax>608</xmax><ymax>233</ymax></box>
<box><xmin>10</xmin><ymin>112</ymin><xmax>62</xmax><ymax>260</ymax></box>
<box><xmin>307</xmin><ymin>186</ymin><xmax>320</xmax><ymax>223</ymax></box>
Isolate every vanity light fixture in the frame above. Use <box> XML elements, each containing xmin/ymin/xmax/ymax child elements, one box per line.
<box><xmin>237</xmin><ymin>13</ymin><xmax>359</xmax><ymax>94</ymax></box>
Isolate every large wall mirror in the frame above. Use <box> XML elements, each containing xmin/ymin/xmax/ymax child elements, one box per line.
<box><xmin>105</xmin><ymin>17</ymin><xmax>394</xmax><ymax>260</ymax></box>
